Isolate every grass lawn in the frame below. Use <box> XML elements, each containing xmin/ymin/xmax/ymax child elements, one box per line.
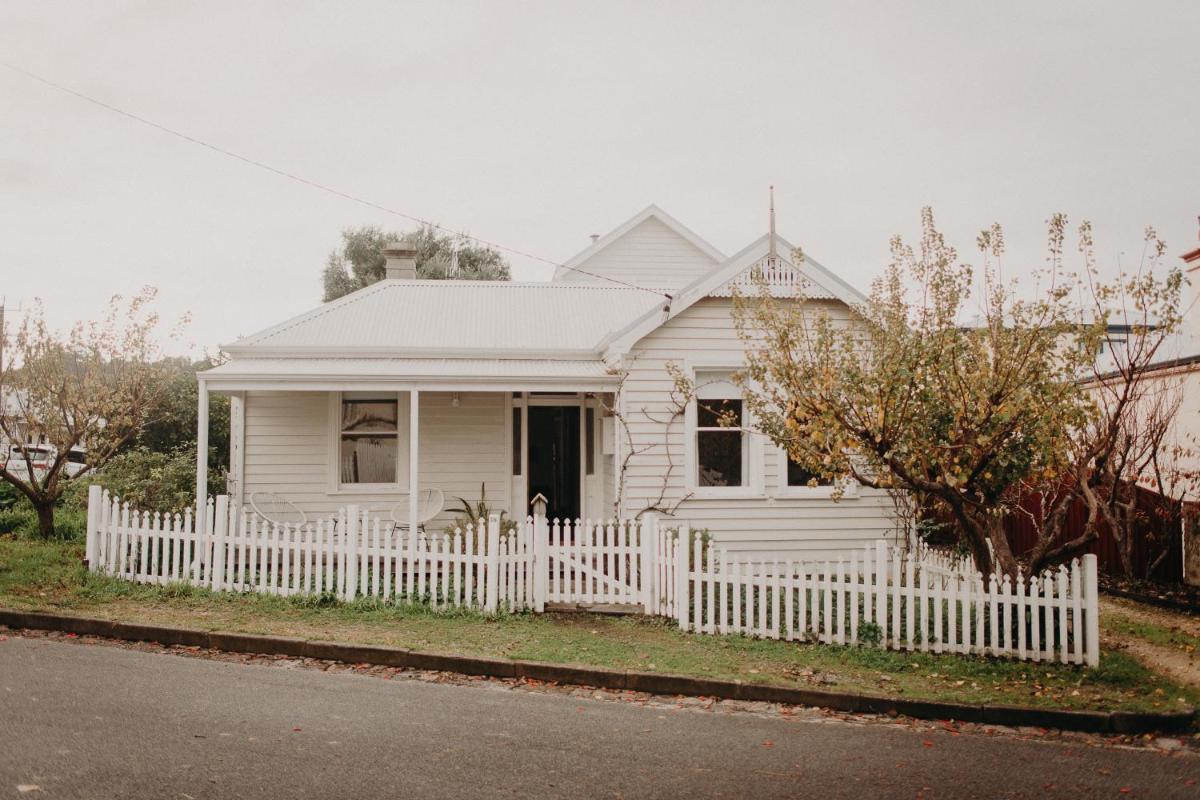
<box><xmin>2</xmin><ymin>535</ymin><xmax>1196</xmax><ymax>717</ymax></box>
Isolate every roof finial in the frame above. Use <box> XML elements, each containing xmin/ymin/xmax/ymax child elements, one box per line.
<box><xmin>768</xmin><ymin>185</ymin><xmax>777</xmax><ymax>266</ymax></box>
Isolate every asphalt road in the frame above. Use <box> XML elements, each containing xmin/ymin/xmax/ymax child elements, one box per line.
<box><xmin>1</xmin><ymin>636</ymin><xmax>1196</xmax><ymax>799</ymax></box>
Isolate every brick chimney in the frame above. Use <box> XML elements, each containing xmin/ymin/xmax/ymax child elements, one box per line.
<box><xmin>383</xmin><ymin>245</ymin><xmax>418</xmax><ymax>280</ymax></box>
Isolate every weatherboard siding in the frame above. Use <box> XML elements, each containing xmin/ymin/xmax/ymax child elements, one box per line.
<box><xmin>559</xmin><ymin>216</ymin><xmax>717</xmax><ymax>289</ymax></box>
<box><xmin>241</xmin><ymin>390</ymin><xmax>510</xmax><ymax>529</ymax></box>
<box><xmin>619</xmin><ymin>297</ymin><xmax>900</xmax><ymax>561</ymax></box>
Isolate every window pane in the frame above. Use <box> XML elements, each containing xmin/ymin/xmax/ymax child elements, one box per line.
<box><xmin>787</xmin><ymin>457</ymin><xmax>833</xmax><ymax>487</ymax></box>
<box><xmin>698</xmin><ymin>431</ymin><xmax>743</xmax><ymax>486</ymax></box>
<box><xmin>512</xmin><ymin>408</ymin><xmax>522</xmax><ymax>475</ymax></box>
<box><xmin>694</xmin><ymin>370</ymin><xmax>739</xmax><ymax>400</ymax></box>
<box><xmin>698</xmin><ymin>398</ymin><xmax>741</xmax><ymax>428</ymax></box>
<box><xmin>341</xmin><ymin>399</ymin><xmax>397</xmax><ymax>433</ymax></box>
<box><xmin>340</xmin><ymin>435</ymin><xmax>397</xmax><ymax>483</ymax></box>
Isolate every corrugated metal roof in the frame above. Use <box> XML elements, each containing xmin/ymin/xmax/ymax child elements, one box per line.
<box><xmin>204</xmin><ymin>357</ymin><xmax>614</xmax><ymax>381</ymax></box>
<box><xmin>226</xmin><ymin>280</ymin><xmax>666</xmax><ymax>356</ymax></box>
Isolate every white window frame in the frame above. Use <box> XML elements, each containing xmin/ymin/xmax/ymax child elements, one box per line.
<box><xmin>774</xmin><ymin>447</ymin><xmax>858</xmax><ymax>500</ymax></box>
<box><xmin>328</xmin><ymin>391</ymin><xmax>410</xmax><ymax>494</ymax></box>
<box><xmin>684</xmin><ymin>364</ymin><xmax>764</xmax><ymax>499</ymax></box>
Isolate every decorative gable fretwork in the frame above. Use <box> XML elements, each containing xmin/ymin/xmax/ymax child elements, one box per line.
<box><xmin>707</xmin><ymin>256</ymin><xmax>837</xmax><ymax>300</ymax></box>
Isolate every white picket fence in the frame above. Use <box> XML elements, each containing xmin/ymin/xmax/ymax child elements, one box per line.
<box><xmin>676</xmin><ymin>529</ymin><xmax>1100</xmax><ymax>666</ymax></box>
<box><xmin>83</xmin><ymin>487</ymin><xmax>675</xmax><ymax>614</ymax></box>
<box><xmin>84</xmin><ymin>487</ymin><xmax>1099</xmax><ymax>665</ymax></box>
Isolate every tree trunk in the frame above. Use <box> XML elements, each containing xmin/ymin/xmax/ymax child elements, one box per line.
<box><xmin>949</xmin><ymin>502</ymin><xmax>1018</xmax><ymax>578</ymax></box>
<box><xmin>1119</xmin><ymin>528</ymin><xmax>1135</xmax><ymax>578</ymax></box>
<box><xmin>33</xmin><ymin>499</ymin><xmax>56</xmax><ymax>539</ymax></box>
<box><xmin>985</xmin><ymin>517</ymin><xmax>1019</xmax><ymax>579</ymax></box>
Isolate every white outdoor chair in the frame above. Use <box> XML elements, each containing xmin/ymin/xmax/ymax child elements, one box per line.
<box><xmin>248</xmin><ymin>492</ymin><xmax>309</xmax><ymax>527</ymax></box>
<box><xmin>389</xmin><ymin>489</ymin><xmax>445</xmax><ymax>533</ymax></box>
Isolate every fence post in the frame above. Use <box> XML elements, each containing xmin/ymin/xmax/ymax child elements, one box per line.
<box><xmin>676</xmin><ymin>523</ymin><xmax>690</xmax><ymax>631</ymax></box>
<box><xmin>533</xmin><ymin>514</ymin><xmax>548</xmax><ymax>613</ymax></box>
<box><xmin>359</xmin><ymin>508</ymin><xmax>370</xmax><ymax>599</ymax></box>
<box><xmin>85</xmin><ymin>484</ymin><xmax>102</xmax><ymax>571</ymax></box>
<box><xmin>641</xmin><ymin>512</ymin><xmax>658</xmax><ymax>614</ymax></box>
<box><xmin>98</xmin><ymin>490</ymin><xmax>112</xmax><ymax>574</ymax></box>
<box><xmin>346</xmin><ymin>504</ymin><xmax>360</xmax><ymax>601</ymax></box>
<box><xmin>874</xmin><ymin>539</ymin><xmax>887</xmax><ymax>647</ymax></box>
<box><xmin>485</xmin><ymin>512</ymin><xmax>501</xmax><ymax>613</ymax></box>
<box><xmin>1082</xmin><ymin>553</ymin><xmax>1100</xmax><ymax>667</ymax></box>
<box><xmin>211</xmin><ymin>495</ymin><xmax>229</xmax><ymax>591</ymax></box>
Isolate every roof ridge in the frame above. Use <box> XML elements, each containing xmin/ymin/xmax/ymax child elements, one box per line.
<box><xmin>379</xmin><ymin>279</ymin><xmax>660</xmax><ymax>291</ymax></box>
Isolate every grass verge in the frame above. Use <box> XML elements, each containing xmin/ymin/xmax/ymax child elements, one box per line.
<box><xmin>1</xmin><ymin>536</ymin><xmax>1196</xmax><ymax>716</ymax></box>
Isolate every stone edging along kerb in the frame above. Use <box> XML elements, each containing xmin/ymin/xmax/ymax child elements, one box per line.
<box><xmin>1</xmin><ymin>608</ymin><xmax>1193</xmax><ymax>735</ymax></box>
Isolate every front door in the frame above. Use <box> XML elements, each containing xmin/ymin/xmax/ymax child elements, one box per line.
<box><xmin>527</xmin><ymin>406</ymin><xmax>580</xmax><ymax>521</ymax></box>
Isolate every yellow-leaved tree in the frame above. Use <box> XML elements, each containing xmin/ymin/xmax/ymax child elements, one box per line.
<box><xmin>727</xmin><ymin>209</ymin><xmax>1184</xmax><ymax>577</ymax></box>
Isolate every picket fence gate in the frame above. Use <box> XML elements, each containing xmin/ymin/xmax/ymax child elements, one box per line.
<box><xmin>84</xmin><ymin>487</ymin><xmax>1100</xmax><ymax>665</ymax></box>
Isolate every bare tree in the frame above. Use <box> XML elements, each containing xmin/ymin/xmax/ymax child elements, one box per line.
<box><xmin>0</xmin><ymin>289</ymin><xmax>176</xmax><ymax>537</ymax></box>
<box><xmin>1038</xmin><ymin>229</ymin><xmax>1199</xmax><ymax>577</ymax></box>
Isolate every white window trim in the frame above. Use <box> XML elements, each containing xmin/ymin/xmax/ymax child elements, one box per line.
<box><xmin>684</xmin><ymin>363</ymin><xmax>764</xmax><ymax>499</ymax></box>
<box><xmin>774</xmin><ymin>447</ymin><xmax>859</xmax><ymax>500</ymax></box>
<box><xmin>327</xmin><ymin>391</ymin><xmax>411</xmax><ymax>495</ymax></box>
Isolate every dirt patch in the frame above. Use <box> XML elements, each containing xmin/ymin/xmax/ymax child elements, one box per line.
<box><xmin>1101</xmin><ymin>598</ymin><xmax>1200</xmax><ymax>689</ymax></box>
<box><xmin>1103</xmin><ymin>597</ymin><xmax>1200</xmax><ymax>637</ymax></box>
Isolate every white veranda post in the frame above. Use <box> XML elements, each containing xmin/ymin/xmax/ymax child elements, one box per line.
<box><xmin>195</xmin><ymin>378</ymin><xmax>209</xmax><ymax>536</ymax></box>
<box><xmin>409</xmin><ymin>389</ymin><xmax>419</xmax><ymax>539</ymax></box>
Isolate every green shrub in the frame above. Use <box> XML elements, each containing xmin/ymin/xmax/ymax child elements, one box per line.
<box><xmin>858</xmin><ymin>620</ymin><xmax>884</xmax><ymax>647</ymax></box>
<box><xmin>66</xmin><ymin>446</ymin><xmax>217</xmax><ymax>514</ymax></box>
<box><xmin>0</xmin><ymin>497</ymin><xmax>87</xmax><ymax>540</ymax></box>
<box><xmin>0</xmin><ymin>482</ymin><xmax>20</xmax><ymax>511</ymax></box>
<box><xmin>0</xmin><ymin>503</ymin><xmax>38</xmax><ymax>536</ymax></box>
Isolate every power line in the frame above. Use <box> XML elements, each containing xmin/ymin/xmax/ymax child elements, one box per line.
<box><xmin>1</xmin><ymin>60</ymin><xmax>671</xmax><ymax>299</ymax></box>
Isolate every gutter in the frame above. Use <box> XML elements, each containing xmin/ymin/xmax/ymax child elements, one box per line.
<box><xmin>1084</xmin><ymin>352</ymin><xmax>1200</xmax><ymax>385</ymax></box>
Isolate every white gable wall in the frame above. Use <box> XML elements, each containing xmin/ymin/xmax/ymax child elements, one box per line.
<box><xmin>557</xmin><ymin>217</ymin><xmax>718</xmax><ymax>289</ymax></box>
<box><xmin>618</xmin><ymin>297</ymin><xmax>900</xmax><ymax>561</ymax></box>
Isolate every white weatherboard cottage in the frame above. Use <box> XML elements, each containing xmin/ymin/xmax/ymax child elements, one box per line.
<box><xmin>198</xmin><ymin>205</ymin><xmax>899</xmax><ymax>560</ymax></box>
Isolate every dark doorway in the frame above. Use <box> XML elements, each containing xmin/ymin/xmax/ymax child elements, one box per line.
<box><xmin>527</xmin><ymin>406</ymin><xmax>580</xmax><ymax>521</ymax></box>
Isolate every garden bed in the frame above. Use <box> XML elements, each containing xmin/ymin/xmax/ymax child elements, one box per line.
<box><xmin>1100</xmin><ymin>574</ymin><xmax>1200</xmax><ymax>614</ymax></box>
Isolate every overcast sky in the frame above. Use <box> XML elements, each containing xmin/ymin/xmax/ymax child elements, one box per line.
<box><xmin>2</xmin><ymin>0</ymin><xmax>1198</xmax><ymax>355</ymax></box>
